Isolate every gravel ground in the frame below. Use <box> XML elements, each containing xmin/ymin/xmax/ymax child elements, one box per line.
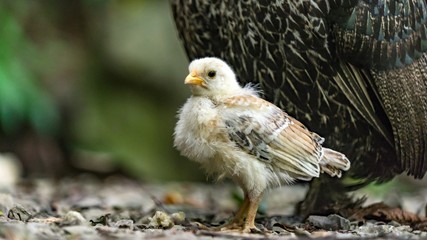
<box><xmin>0</xmin><ymin>175</ymin><xmax>426</xmax><ymax>239</ymax></box>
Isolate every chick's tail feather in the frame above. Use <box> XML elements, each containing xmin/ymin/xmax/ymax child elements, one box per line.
<box><xmin>320</xmin><ymin>148</ymin><xmax>351</xmax><ymax>178</ymax></box>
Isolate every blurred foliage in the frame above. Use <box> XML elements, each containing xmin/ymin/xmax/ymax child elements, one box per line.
<box><xmin>0</xmin><ymin>0</ymin><xmax>204</xmax><ymax>181</ymax></box>
<box><xmin>0</xmin><ymin>9</ymin><xmax>58</xmax><ymax>135</ymax></box>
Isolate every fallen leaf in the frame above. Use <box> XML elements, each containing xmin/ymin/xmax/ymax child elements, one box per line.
<box><xmin>348</xmin><ymin>202</ymin><xmax>427</xmax><ymax>229</ymax></box>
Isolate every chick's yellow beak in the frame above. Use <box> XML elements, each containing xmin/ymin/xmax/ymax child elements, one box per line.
<box><xmin>184</xmin><ymin>71</ymin><xmax>205</xmax><ymax>87</ymax></box>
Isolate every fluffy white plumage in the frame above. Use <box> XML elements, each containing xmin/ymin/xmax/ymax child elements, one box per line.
<box><xmin>173</xmin><ymin>57</ymin><xmax>350</xmax><ymax>233</ymax></box>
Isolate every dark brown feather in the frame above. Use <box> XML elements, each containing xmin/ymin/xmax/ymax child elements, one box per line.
<box><xmin>170</xmin><ymin>0</ymin><xmax>427</xmax><ymax>215</ymax></box>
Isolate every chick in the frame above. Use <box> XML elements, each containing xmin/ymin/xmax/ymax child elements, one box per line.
<box><xmin>173</xmin><ymin>57</ymin><xmax>351</xmax><ymax>233</ymax></box>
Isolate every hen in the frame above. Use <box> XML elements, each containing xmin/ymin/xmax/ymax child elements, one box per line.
<box><xmin>171</xmin><ymin>0</ymin><xmax>427</xmax><ymax>214</ymax></box>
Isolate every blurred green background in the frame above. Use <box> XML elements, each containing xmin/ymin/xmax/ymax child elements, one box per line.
<box><xmin>0</xmin><ymin>0</ymin><xmax>205</xmax><ymax>181</ymax></box>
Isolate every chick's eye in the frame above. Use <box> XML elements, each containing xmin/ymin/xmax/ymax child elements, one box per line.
<box><xmin>207</xmin><ymin>70</ymin><xmax>216</xmax><ymax>78</ymax></box>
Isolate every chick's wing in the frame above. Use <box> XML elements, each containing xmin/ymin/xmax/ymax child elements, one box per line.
<box><xmin>221</xmin><ymin>95</ymin><xmax>323</xmax><ymax>179</ymax></box>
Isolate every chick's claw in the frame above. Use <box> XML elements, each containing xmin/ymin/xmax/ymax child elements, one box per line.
<box><xmin>246</xmin><ymin>226</ymin><xmax>262</xmax><ymax>234</ymax></box>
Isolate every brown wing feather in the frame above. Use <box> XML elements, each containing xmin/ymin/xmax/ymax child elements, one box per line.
<box><xmin>222</xmin><ymin>95</ymin><xmax>323</xmax><ymax>179</ymax></box>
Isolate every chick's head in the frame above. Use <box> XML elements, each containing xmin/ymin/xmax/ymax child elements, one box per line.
<box><xmin>184</xmin><ymin>57</ymin><xmax>241</xmax><ymax>97</ymax></box>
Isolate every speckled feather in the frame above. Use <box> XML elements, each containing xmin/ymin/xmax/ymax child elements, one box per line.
<box><xmin>171</xmin><ymin>0</ymin><xmax>427</xmax><ymax>181</ymax></box>
<box><xmin>223</xmin><ymin>95</ymin><xmax>324</xmax><ymax>180</ymax></box>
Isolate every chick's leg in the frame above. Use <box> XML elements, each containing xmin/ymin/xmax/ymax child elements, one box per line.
<box><xmin>242</xmin><ymin>193</ymin><xmax>263</xmax><ymax>233</ymax></box>
<box><xmin>218</xmin><ymin>194</ymin><xmax>249</xmax><ymax>230</ymax></box>
<box><xmin>231</xmin><ymin>193</ymin><xmax>249</xmax><ymax>224</ymax></box>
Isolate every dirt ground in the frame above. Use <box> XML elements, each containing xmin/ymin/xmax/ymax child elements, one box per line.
<box><xmin>0</xmin><ymin>175</ymin><xmax>426</xmax><ymax>239</ymax></box>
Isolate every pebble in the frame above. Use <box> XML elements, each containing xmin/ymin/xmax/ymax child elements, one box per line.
<box><xmin>170</xmin><ymin>211</ymin><xmax>185</xmax><ymax>224</ymax></box>
<box><xmin>62</xmin><ymin>210</ymin><xmax>87</xmax><ymax>225</ymax></box>
<box><xmin>7</xmin><ymin>205</ymin><xmax>32</xmax><ymax>222</ymax></box>
<box><xmin>306</xmin><ymin>214</ymin><xmax>350</xmax><ymax>230</ymax></box>
<box><xmin>293</xmin><ymin>227</ymin><xmax>311</xmax><ymax>236</ymax></box>
<box><xmin>148</xmin><ymin>211</ymin><xmax>175</xmax><ymax>229</ymax></box>
<box><xmin>355</xmin><ymin>223</ymin><xmax>418</xmax><ymax>239</ymax></box>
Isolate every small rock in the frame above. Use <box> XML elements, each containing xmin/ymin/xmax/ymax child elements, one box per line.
<box><xmin>396</xmin><ymin>225</ymin><xmax>412</xmax><ymax>232</ymax></box>
<box><xmin>7</xmin><ymin>205</ymin><xmax>32</xmax><ymax>222</ymax></box>
<box><xmin>145</xmin><ymin>210</ymin><xmax>187</xmax><ymax>229</ymax></box>
<box><xmin>148</xmin><ymin>211</ymin><xmax>174</xmax><ymax>229</ymax></box>
<box><xmin>62</xmin><ymin>211</ymin><xmax>87</xmax><ymax>226</ymax></box>
<box><xmin>170</xmin><ymin>211</ymin><xmax>185</xmax><ymax>224</ymax></box>
<box><xmin>356</xmin><ymin>224</ymin><xmax>418</xmax><ymax>239</ymax></box>
<box><xmin>306</xmin><ymin>214</ymin><xmax>350</xmax><ymax>230</ymax></box>
<box><xmin>356</xmin><ymin>224</ymin><xmax>392</xmax><ymax>238</ymax></box>
<box><xmin>293</xmin><ymin>227</ymin><xmax>311</xmax><ymax>236</ymax></box>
